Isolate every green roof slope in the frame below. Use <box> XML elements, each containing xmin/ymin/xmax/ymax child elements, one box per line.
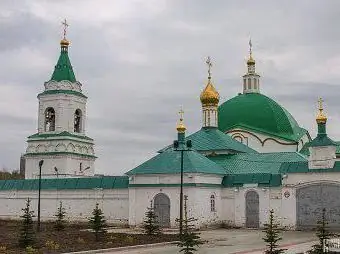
<box><xmin>218</xmin><ymin>93</ymin><xmax>308</xmax><ymax>142</ymax></box>
<box><xmin>280</xmin><ymin>161</ymin><xmax>340</xmax><ymax>173</ymax></box>
<box><xmin>50</xmin><ymin>46</ymin><xmax>76</xmax><ymax>82</ymax></box>
<box><xmin>126</xmin><ymin>149</ymin><xmax>225</xmax><ymax>175</ymax></box>
<box><xmin>159</xmin><ymin>127</ymin><xmax>256</xmax><ymax>154</ymax></box>
<box><xmin>0</xmin><ymin>176</ymin><xmax>128</xmax><ymax>191</ymax></box>
<box><xmin>210</xmin><ymin>152</ymin><xmax>307</xmax><ymax>187</ymax></box>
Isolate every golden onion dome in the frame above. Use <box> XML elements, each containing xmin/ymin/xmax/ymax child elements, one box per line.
<box><xmin>60</xmin><ymin>38</ymin><xmax>70</xmax><ymax>46</ymax></box>
<box><xmin>247</xmin><ymin>54</ymin><xmax>255</xmax><ymax>65</ymax></box>
<box><xmin>176</xmin><ymin>120</ymin><xmax>186</xmax><ymax>133</ymax></box>
<box><xmin>200</xmin><ymin>80</ymin><xmax>220</xmax><ymax>105</ymax></box>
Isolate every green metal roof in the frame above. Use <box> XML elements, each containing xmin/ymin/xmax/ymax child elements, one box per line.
<box><xmin>50</xmin><ymin>46</ymin><xmax>76</xmax><ymax>82</ymax></box>
<box><xmin>280</xmin><ymin>161</ymin><xmax>340</xmax><ymax>173</ymax></box>
<box><xmin>126</xmin><ymin>149</ymin><xmax>226</xmax><ymax>175</ymax></box>
<box><xmin>309</xmin><ymin>134</ymin><xmax>336</xmax><ymax>147</ymax></box>
<box><xmin>0</xmin><ymin>176</ymin><xmax>128</xmax><ymax>191</ymax></box>
<box><xmin>210</xmin><ymin>152</ymin><xmax>307</xmax><ymax>187</ymax></box>
<box><xmin>218</xmin><ymin>93</ymin><xmax>308</xmax><ymax>142</ymax></box>
<box><xmin>28</xmin><ymin>131</ymin><xmax>93</xmax><ymax>141</ymax></box>
<box><xmin>159</xmin><ymin>127</ymin><xmax>256</xmax><ymax>154</ymax></box>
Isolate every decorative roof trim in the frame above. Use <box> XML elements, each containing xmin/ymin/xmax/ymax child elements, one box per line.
<box><xmin>38</xmin><ymin>89</ymin><xmax>87</xmax><ymax>98</ymax></box>
<box><xmin>25</xmin><ymin>151</ymin><xmax>97</xmax><ymax>159</ymax></box>
<box><xmin>28</xmin><ymin>131</ymin><xmax>93</xmax><ymax>141</ymax></box>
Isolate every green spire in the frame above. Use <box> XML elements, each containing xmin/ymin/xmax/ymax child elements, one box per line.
<box><xmin>50</xmin><ymin>20</ymin><xmax>76</xmax><ymax>82</ymax></box>
<box><xmin>50</xmin><ymin>40</ymin><xmax>76</xmax><ymax>82</ymax></box>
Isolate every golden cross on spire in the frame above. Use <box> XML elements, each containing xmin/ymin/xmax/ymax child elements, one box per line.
<box><xmin>249</xmin><ymin>38</ymin><xmax>253</xmax><ymax>56</ymax></box>
<box><xmin>61</xmin><ymin>19</ymin><xmax>69</xmax><ymax>39</ymax></box>
<box><xmin>318</xmin><ymin>97</ymin><xmax>324</xmax><ymax>111</ymax></box>
<box><xmin>206</xmin><ymin>56</ymin><xmax>212</xmax><ymax>79</ymax></box>
<box><xmin>179</xmin><ymin>107</ymin><xmax>184</xmax><ymax>121</ymax></box>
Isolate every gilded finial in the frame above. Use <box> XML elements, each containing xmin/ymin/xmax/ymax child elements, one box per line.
<box><xmin>206</xmin><ymin>56</ymin><xmax>212</xmax><ymax>80</ymax></box>
<box><xmin>316</xmin><ymin>97</ymin><xmax>327</xmax><ymax>123</ymax></box>
<box><xmin>200</xmin><ymin>56</ymin><xmax>220</xmax><ymax>106</ymax></box>
<box><xmin>60</xmin><ymin>19</ymin><xmax>70</xmax><ymax>46</ymax></box>
<box><xmin>247</xmin><ymin>38</ymin><xmax>255</xmax><ymax>65</ymax></box>
<box><xmin>176</xmin><ymin>107</ymin><xmax>186</xmax><ymax>133</ymax></box>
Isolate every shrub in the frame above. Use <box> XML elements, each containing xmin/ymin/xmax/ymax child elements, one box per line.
<box><xmin>19</xmin><ymin>198</ymin><xmax>35</xmax><ymax>248</ymax></box>
<box><xmin>54</xmin><ymin>201</ymin><xmax>67</xmax><ymax>231</ymax></box>
<box><xmin>88</xmin><ymin>203</ymin><xmax>107</xmax><ymax>241</ymax></box>
<box><xmin>142</xmin><ymin>200</ymin><xmax>161</xmax><ymax>235</ymax></box>
<box><xmin>45</xmin><ymin>240</ymin><xmax>60</xmax><ymax>250</ymax></box>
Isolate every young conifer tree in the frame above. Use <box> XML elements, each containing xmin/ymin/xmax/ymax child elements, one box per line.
<box><xmin>177</xmin><ymin>196</ymin><xmax>203</xmax><ymax>254</ymax></box>
<box><xmin>142</xmin><ymin>200</ymin><xmax>161</xmax><ymax>235</ymax></box>
<box><xmin>18</xmin><ymin>198</ymin><xmax>36</xmax><ymax>248</ymax></box>
<box><xmin>89</xmin><ymin>203</ymin><xmax>107</xmax><ymax>241</ymax></box>
<box><xmin>54</xmin><ymin>201</ymin><xmax>67</xmax><ymax>231</ymax></box>
<box><xmin>308</xmin><ymin>208</ymin><xmax>332</xmax><ymax>254</ymax></box>
<box><xmin>262</xmin><ymin>209</ymin><xmax>286</xmax><ymax>254</ymax></box>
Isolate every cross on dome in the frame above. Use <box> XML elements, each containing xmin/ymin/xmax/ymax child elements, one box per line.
<box><xmin>206</xmin><ymin>56</ymin><xmax>212</xmax><ymax>79</ymax></box>
<box><xmin>62</xmin><ymin>19</ymin><xmax>69</xmax><ymax>40</ymax></box>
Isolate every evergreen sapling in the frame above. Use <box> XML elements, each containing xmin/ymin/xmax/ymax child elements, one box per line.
<box><xmin>54</xmin><ymin>201</ymin><xmax>66</xmax><ymax>231</ymax></box>
<box><xmin>18</xmin><ymin>198</ymin><xmax>36</xmax><ymax>248</ymax></box>
<box><xmin>177</xmin><ymin>196</ymin><xmax>203</xmax><ymax>254</ymax></box>
<box><xmin>262</xmin><ymin>209</ymin><xmax>286</xmax><ymax>254</ymax></box>
<box><xmin>89</xmin><ymin>203</ymin><xmax>107</xmax><ymax>241</ymax></box>
<box><xmin>142</xmin><ymin>200</ymin><xmax>161</xmax><ymax>235</ymax></box>
<box><xmin>308</xmin><ymin>208</ymin><xmax>332</xmax><ymax>254</ymax></box>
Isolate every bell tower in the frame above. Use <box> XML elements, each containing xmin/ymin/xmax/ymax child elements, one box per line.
<box><xmin>24</xmin><ymin>20</ymin><xmax>96</xmax><ymax>179</ymax></box>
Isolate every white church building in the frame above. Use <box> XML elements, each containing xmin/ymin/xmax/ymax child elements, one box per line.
<box><xmin>1</xmin><ymin>32</ymin><xmax>340</xmax><ymax>230</ymax></box>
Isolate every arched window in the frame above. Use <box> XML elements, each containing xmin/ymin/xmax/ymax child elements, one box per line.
<box><xmin>254</xmin><ymin>79</ymin><xmax>257</xmax><ymax>90</ymax></box>
<box><xmin>44</xmin><ymin>107</ymin><xmax>55</xmax><ymax>132</ymax></box>
<box><xmin>210</xmin><ymin>194</ymin><xmax>216</xmax><ymax>212</ymax></box>
<box><xmin>243</xmin><ymin>79</ymin><xmax>246</xmax><ymax>91</ymax></box>
<box><xmin>74</xmin><ymin>109</ymin><xmax>82</xmax><ymax>133</ymax></box>
<box><xmin>248</xmin><ymin>78</ymin><xmax>251</xmax><ymax>89</ymax></box>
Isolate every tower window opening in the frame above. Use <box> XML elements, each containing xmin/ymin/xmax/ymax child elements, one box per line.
<box><xmin>74</xmin><ymin>109</ymin><xmax>82</xmax><ymax>133</ymax></box>
<box><xmin>210</xmin><ymin>194</ymin><xmax>216</xmax><ymax>212</ymax></box>
<box><xmin>44</xmin><ymin>107</ymin><xmax>55</xmax><ymax>132</ymax></box>
<box><xmin>248</xmin><ymin>78</ymin><xmax>251</xmax><ymax>90</ymax></box>
<box><xmin>254</xmin><ymin>79</ymin><xmax>257</xmax><ymax>90</ymax></box>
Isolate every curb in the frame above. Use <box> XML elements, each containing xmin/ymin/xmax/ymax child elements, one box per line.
<box><xmin>63</xmin><ymin>241</ymin><xmax>179</xmax><ymax>254</ymax></box>
<box><xmin>231</xmin><ymin>240</ymin><xmax>315</xmax><ymax>254</ymax></box>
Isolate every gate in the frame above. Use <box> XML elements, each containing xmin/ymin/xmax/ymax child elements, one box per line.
<box><xmin>245</xmin><ymin>190</ymin><xmax>259</xmax><ymax>228</ymax></box>
<box><xmin>296</xmin><ymin>184</ymin><xmax>340</xmax><ymax>230</ymax></box>
<box><xmin>154</xmin><ymin>193</ymin><xmax>170</xmax><ymax>227</ymax></box>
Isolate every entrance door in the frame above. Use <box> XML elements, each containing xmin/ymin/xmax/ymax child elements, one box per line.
<box><xmin>245</xmin><ymin>190</ymin><xmax>259</xmax><ymax>228</ymax></box>
<box><xmin>154</xmin><ymin>193</ymin><xmax>170</xmax><ymax>227</ymax></box>
<box><xmin>296</xmin><ymin>184</ymin><xmax>340</xmax><ymax>230</ymax></box>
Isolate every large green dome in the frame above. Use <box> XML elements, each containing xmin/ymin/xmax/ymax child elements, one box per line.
<box><xmin>218</xmin><ymin>93</ymin><xmax>308</xmax><ymax>142</ymax></box>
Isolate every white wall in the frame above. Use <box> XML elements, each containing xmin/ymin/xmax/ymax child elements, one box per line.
<box><xmin>227</xmin><ymin>129</ymin><xmax>310</xmax><ymax>153</ymax></box>
<box><xmin>0</xmin><ymin>188</ymin><xmax>129</xmax><ymax>224</ymax></box>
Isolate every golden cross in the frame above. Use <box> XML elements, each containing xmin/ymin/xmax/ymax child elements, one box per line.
<box><xmin>318</xmin><ymin>97</ymin><xmax>324</xmax><ymax>110</ymax></box>
<box><xmin>61</xmin><ymin>19</ymin><xmax>69</xmax><ymax>39</ymax></box>
<box><xmin>249</xmin><ymin>38</ymin><xmax>253</xmax><ymax>56</ymax></box>
<box><xmin>179</xmin><ymin>108</ymin><xmax>184</xmax><ymax>121</ymax></box>
<box><xmin>206</xmin><ymin>56</ymin><xmax>212</xmax><ymax>79</ymax></box>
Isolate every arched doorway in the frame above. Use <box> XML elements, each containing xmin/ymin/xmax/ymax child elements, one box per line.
<box><xmin>245</xmin><ymin>190</ymin><xmax>259</xmax><ymax>228</ymax></box>
<box><xmin>296</xmin><ymin>183</ymin><xmax>340</xmax><ymax>230</ymax></box>
<box><xmin>154</xmin><ymin>193</ymin><xmax>170</xmax><ymax>227</ymax></box>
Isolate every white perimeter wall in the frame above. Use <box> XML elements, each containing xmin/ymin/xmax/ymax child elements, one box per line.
<box><xmin>0</xmin><ymin>188</ymin><xmax>129</xmax><ymax>224</ymax></box>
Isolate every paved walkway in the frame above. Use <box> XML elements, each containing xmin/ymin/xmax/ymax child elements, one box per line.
<box><xmin>104</xmin><ymin>229</ymin><xmax>316</xmax><ymax>254</ymax></box>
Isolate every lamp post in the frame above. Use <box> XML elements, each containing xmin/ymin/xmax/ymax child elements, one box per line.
<box><xmin>37</xmin><ymin>160</ymin><xmax>44</xmax><ymax>232</ymax></box>
<box><xmin>174</xmin><ymin>139</ymin><xmax>192</xmax><ymax>236</ymax></box>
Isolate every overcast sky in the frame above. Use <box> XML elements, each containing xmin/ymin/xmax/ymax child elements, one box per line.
<box><xmin>1</xmin><ymin>0</ymin><xmax>340</xmax><ymax>175</ymax></box>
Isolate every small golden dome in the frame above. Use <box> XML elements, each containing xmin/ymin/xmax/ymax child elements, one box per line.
<box><xmin>60</xmin><ymin>38</ymin><xmax>70</xmax><ymax>46</ymax></box>
<box><xmin>316</xmin><ymin>98</ymin><xmax>327</xmax><ymax>124</ymax></box>
<box><xmin>176</xmin><ymin>121</ymin><xmax>186</xmax><ymax>133</ymax></box>
<box><xmin>200</xmin><ymin>80</ymin><xmax>220</xmax><ymax>105</ymax></box>
<box><xmin>247</xmin><ymin>54</ymin><xmax>255</xmax><ymax>65</ymax></box>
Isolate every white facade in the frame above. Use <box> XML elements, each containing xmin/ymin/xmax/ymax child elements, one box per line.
<box><xmin>228</xmin><ymin>128</ymin><xmax>310</xmax><ymax>153</ymax></box>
